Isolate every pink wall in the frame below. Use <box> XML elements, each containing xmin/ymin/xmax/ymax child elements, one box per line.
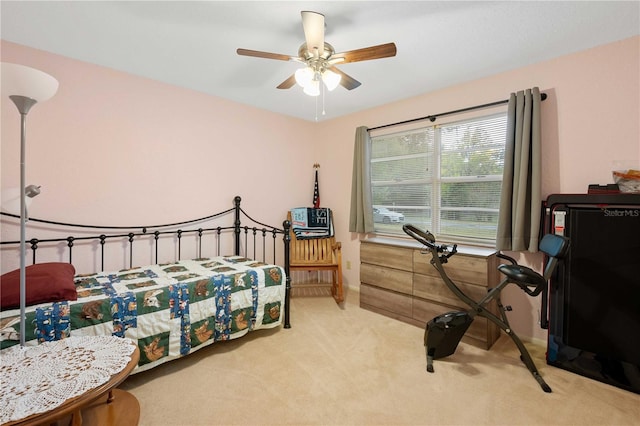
<box><xmin>1</xmin><ymin>41</ymin><xmax>314</xmax><ymax>226</ymax></box>
<box><xmin>2</xmin><ymin>36</ymin><xmax>639</xmax><ymax>341</ymax></box>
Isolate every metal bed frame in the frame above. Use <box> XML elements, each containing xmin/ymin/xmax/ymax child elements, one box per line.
<box><xmin>0</xmin><ymin>195</ymin><xmax>292</xmax><ymax>328</ymax></box>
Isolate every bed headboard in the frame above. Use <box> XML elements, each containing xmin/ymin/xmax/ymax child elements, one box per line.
<box><xmin>1</xmin><ymin>195</ymin><xmax>291</xmax><ymax>276</ymax></box>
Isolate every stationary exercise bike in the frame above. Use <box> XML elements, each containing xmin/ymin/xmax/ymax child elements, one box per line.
<box><xmin>403</xmin><ymin>224</ymin><xmax>569</xmax><ymax>393</ymax></box>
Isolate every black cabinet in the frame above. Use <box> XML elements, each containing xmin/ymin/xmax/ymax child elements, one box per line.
<box><xmin>545</xmin><ymin>194</ymin><xmax>640</xmax><ymax>394</ymax></box>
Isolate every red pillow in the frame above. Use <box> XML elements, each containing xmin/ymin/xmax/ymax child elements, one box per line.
<box><xmin>1</xmin><ymin>263</ymin><xmax>77</xmax><ymax>311</ymax></box>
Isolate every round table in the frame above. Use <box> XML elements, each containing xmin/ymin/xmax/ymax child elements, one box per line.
<box><xmin>1</xmin><ymin>336</ymin><xmax>140</xmax><ymax>426</ymax></box>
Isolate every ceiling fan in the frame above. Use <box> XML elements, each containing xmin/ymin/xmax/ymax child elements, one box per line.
<box><xmin>237</xmin><ymin>11</ymin><xmax>397</xmax><ymax>96</ymax></box>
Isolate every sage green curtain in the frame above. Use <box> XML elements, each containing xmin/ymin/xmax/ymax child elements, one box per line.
<box><xmin>349</xmin><ymin>126</ymin><xmax>374</xmax><ymax>233</ymax></box>
<box><xmin>496</xmin><ymin>87</ymin><xmax>542</xmax><ymax>252</ymax></box>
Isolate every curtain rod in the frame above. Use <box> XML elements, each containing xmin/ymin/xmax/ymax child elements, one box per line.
<box><xmin>368</xmin><ymin>92</ymin><xmax>547</xmax><ymax>132</ymax></box>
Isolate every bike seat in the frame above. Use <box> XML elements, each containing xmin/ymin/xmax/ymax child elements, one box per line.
<box><xmin>497</xmin><ymin>264</ymin><xmax>546</xmax><ymax>296</ymax></box>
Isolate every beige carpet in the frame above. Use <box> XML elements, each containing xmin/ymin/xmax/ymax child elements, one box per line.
<box><xmin>121</xmin><ymin>292</ymin><xmax>640</xmax><ymax>425</ymax></box>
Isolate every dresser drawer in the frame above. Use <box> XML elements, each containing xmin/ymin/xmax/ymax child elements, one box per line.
<box><xmin>413</xmin><ymin>272</ymin><xmax>489</xmax><ymax>307</ymax></box>
<box><xmin>360</xmin><ymin>263</ymin><xmax>413</xmax><ymax>294</ymax></box>
<box><xmin>360</xmin><ymin>283</ymin><xmax>413</xmax><ymax>320</ymax></box>
<box><xmin>413</xmin><ymin>249</ymin><xmax>493</xmax><ymax>287</ymax></box>
<box><xmin>361</xmin><ymin>241</ymin><xmax>413</xmax><ymax>271</ymax></box>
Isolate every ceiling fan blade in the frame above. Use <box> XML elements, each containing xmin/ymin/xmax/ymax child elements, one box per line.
<box><xmin>328</xmin><ymin>66</ymin><xmax>361</xmax><ymax>90</ymax></box>
<box><xmin>301</xmin><ymin>11</ymin><xmax>325</xmax><ymax>56</ymax></box>
<box><xmin>236</xmin><ymin>48</ymin><xmax>295</xmax><ymax>62</ymax></box>
<box><xmin>332</xmin><ymin>43</ymin><xmax>397</xmax><ymax>64</ymax></box>
<box><xmin>277</xmin><ymin>74</ymin><xmax>296</xmax><ymax>89</ymax></box>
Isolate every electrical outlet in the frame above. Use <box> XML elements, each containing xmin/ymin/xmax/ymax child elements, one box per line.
<box><xmin>346</xmin><ymin>260</ymin><xmax>351</xmax><ymax>270</ymax></box>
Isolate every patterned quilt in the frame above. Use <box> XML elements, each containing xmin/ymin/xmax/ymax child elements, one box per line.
<box><xmin>0</xmin><ymin>256</ymin><xmax>286</xmax><ymax>373</ymax></box>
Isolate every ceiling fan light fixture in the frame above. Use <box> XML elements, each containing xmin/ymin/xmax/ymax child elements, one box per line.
<box><xmin>321</xmin><ymin>69</ymin><xmax>341</xmax><ymax>91</ymax></box>
<box><xmin>295</xmin><ymin>67</ymin><xmax>314</xmax><ymax>88</ymax></box>
<box><xmin>303</xmin><ymin>79</ymin><xmax>320</xmax><ymax>97</ymax></box>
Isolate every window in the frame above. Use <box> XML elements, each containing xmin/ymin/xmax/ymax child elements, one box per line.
<box><xmin>370</xmin><ymin>112</ymin><xmax>507</xmax><ymax>244</ymax></box>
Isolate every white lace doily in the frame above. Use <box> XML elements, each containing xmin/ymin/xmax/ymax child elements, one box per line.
<box><xmin>0</xmin><ymin>336</ymin><xmax>135</xmax><ymax>424</ymax></box>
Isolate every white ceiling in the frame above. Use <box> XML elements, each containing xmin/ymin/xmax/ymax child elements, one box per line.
<box><xmin>1</xmin><ymin>1</ymin><xmax>639</xmax><ymax>122</ymax></box>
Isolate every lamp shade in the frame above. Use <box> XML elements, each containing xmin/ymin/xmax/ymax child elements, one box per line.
<box><xmin>1</xmin><ymin>62</ymin><xmax>59</xmax><ymax>102</ymax></box>
<box><xmin>295</xmin><ymin>67</ymin><xmax>314</xmax><ymax>88</ymax></box>
<box><xmin>322</xmin><ymin>69</ymin><xmax>341</xmax><ymax>91</ymax></box>
<box><xmin>303</xmin><ymin>79</ymin><xmax>320</xmax><ymax>97</ymax></box>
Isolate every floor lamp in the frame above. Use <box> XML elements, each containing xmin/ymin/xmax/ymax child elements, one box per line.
<box><xmin>1</xmin><ymin>63</ymin><xmax>59</xmax><ymax>346</ymax></box>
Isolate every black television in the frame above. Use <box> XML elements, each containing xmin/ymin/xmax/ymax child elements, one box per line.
<box><xmin>546</xmin><ymin>194</ymin><xmax>640</xmax><ymax>394</ymax></box>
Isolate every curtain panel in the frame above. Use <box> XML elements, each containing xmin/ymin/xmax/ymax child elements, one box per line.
<box><xmin>496</xmin><ymin>87</ymin><xmax>542</xmax><ymax>252</ymax></box>
<box><xmin>349</xmin><ymin>126</ymin><xmax>374</xmax><ymax>233</ymax></box>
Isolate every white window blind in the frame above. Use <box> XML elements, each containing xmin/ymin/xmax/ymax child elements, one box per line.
<box><xmin>371</xmin><ymin>112</ymin><xmax>507</xmax><ymax>243</ymax></box>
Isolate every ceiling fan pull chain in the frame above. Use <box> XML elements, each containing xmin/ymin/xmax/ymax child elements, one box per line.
<box><xmin>322</xmin><ymin>83</ymin><xmax>327</xmax><ymax>116</ymax></box>
<box><xmin>315</xmin><ymin>94</ymin><xmax>319</xmax><ymax>121</ymax></box>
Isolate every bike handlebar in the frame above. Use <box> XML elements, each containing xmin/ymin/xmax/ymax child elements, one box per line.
<box><xmin>402</xmin><ymin>224</ymin><xmax>436</xmax><ymax>248</ymax></box>
<box><xmin>402</xmin><ymin>224</ymin><xmax>457</xmax><ymax>261</ymax></box>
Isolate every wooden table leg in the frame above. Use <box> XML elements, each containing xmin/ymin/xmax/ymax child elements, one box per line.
<box><xmin>70</xmin><ymin>409</ymin><xmax>82</xmax><ymax>426</ymax></box>
<box><xmin>79</xmin><ymin>389</ymin><xmax>140</xmax><ymax>426</ymax></box>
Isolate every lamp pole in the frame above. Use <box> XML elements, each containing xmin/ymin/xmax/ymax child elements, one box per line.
<box><xmin>9</xmin><ymin>95</ymin><xmax>38</xmax><ymax>346</ymax></box>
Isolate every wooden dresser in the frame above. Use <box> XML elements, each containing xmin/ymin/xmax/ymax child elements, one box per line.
<box><xmin>360</xmin><ymin>237</ymin><xmax>501</xmax><ymax>349</ymax></box>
